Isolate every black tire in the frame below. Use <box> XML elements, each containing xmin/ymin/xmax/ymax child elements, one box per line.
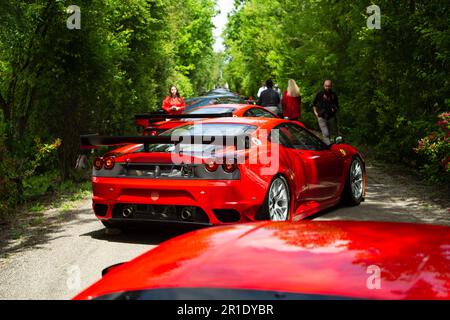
<box><xmin>341</xmin><ymin>157</ymin><xmax>365</xmax><ymax>206</ymax></box>
<box><xmin>257</xmin><ymin>175</ymin><xmax>291</xmax><ymax>221</ymax></box>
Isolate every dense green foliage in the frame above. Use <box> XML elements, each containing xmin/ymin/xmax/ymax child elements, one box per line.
<box><xmin>0</xmin><ymin>0</ymin><xmax>449</xmax><ymax>211</ymax></box>
<box><xmin>223</xmin><ymin>0</ymin><xmax>450</xmax><ymax>181</ymax></box>
<box><xmin>0</xmin><ymin>0</ymin><xmax>218</xmax><ymax>209</ymax></box>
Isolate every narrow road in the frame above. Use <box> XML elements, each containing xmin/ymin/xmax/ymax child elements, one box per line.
<box><xmin>0</xmin><ymin>162</ymin><xmax>448</xmax><ymax>299</ymax></box>
<box><xmin>0</xmin><ymin>201</ymin><xmax>200</xmax><ymax>300</ymax></box>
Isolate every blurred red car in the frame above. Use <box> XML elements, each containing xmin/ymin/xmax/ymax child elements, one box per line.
<box><xmin>135</xmin><ymin>104</ymin><xmax>279</xmax><ymax>136</ymax></box>
<box><xmin>73</xmin><ymin>221</ymin><xmax>450</xmax><ymax>300</ymax></box>
<box><xmin>81</xmin><ymin>117</ymin><xmax>365</xmax><ymax>228</ymax></box>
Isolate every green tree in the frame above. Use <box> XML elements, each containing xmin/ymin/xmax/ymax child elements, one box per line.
<box><xmin>223</xmin><ymin>0</ymin><xmax>450</xmax><ymax>181</ymax></box>
<box><xmin>0</xmin><ymin>0</ymin><xmax>219</xmax><ymax>209</ymax></box>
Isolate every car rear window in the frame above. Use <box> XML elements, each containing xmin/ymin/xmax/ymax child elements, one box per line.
<box><xmin>163</xmin><ymin>123</ymin><xmax>257</xmax><ymax>136</ymax></box>
<box><xmin>135</xmin><ymin>123</ymin><xmax>256</xmax><ymax>153</ymax></box>
<box><xmin>187</xmin><ymin>107</ymin><xmax>235</xmax><ymax>115</ymax></box>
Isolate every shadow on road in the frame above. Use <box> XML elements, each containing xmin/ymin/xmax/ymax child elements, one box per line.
<box><xmin>80</xmin><ymin>222</ymin><xmax>208</xmax><ymax>246</ymax></box>
<box><xmin>0</xmin><ymin>204</ymin><xmax>96</xmax><ymax>258</ymax></box>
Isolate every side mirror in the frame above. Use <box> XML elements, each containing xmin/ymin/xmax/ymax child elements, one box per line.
<box><xmin>326</xmin><ymin>136</ymin><xmax>344</xmax><ymax>148</ymax></box>
<box><xmin>335</xmin><ymin>136</ymin><xmax>344</xmax><ymax>144</ymax></box>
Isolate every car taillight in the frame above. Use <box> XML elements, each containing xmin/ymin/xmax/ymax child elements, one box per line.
<box><xmin>205</xmin><ymin>160</ymin><xmax>218</xmax><ymax>172</ymax></box>
<box><xmin>103</xmin><ymin>156</ymin><xmax>115</xmax><ymax>170</ymax></box>
<box><xmin>94</xmin><ymin>157</ymin><xmax>103</xmax><ymax>170</ymax></box>
<box><xmin>144</xmin><ymin>129</ymin><xmax>158</xmax><ymax>136</ymax></box>
<box><xmin>222</xmin><ymin>163</ymin><xmax>237</xmax><ymax>173</ymax></box>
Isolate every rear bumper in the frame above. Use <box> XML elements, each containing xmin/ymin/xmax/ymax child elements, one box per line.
<box><xmin>92</xmin><ymin>177</ymin><xmax>262</xmax><ymax>225</ymax></box>
<box><xmin>105</xmin><ymin>217</ymin><xmax>213</xmax><ymax>227</ymax></box>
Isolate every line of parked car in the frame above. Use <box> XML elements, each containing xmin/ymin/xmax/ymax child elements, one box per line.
<box><xmin>75</xmin><ymin>88</ymin><xmax>450</xmax><ymax>300</ymax></box>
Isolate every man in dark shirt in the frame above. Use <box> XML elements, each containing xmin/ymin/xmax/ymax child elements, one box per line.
<box><xmin>257</xmin><ymin>79</ymin><xmax>281</xmax><ymax>116</ymax></box>
<box><xmin>312</xmin><ymin>80</ymin><xmax>339</xmax><ymax>144</ymax></box>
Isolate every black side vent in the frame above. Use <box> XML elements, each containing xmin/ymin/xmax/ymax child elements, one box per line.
<box><xmin>213</xmin><ymin>209</ymin><xmax>241</xmax><ymax>223</ymax></box>
<box><xmin>94</xmin><ymin>204</ymin><xmax>108</xmax><ymax>216</ymax></box>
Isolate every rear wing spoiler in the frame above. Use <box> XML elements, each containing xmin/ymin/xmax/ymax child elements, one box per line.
<box><xmin>134</xmin><ymin>112</ymin><xmax>234</xmax><ymax>128</ymax></box>
<box><xmin>80</xmin><ymin>133</ymin><xmax>251</xmax><ymax>151</ymax></box>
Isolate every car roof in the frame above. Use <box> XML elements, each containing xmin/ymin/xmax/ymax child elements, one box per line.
<box><xmin>188</xmin><ymin>94</ymin><xmax>238</xmax><ymax>100</ymax></box>
<box><xmin>74</xmin><ymin>221</ymin><xmax>450</xmax><ymax>300</ymax></box>
<box><xmin>188</xmin><ymin>104</ymin><xmax>254</xmax><ymax>112</ymax></box>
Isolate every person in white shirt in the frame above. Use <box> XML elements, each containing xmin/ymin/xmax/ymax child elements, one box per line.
<box><xmin>257</xmin><ymin>81</ymin><xmax>267</xmax><ymax>98</ymax></box>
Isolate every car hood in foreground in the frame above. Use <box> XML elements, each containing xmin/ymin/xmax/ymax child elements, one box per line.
<box><xmin>74</xmin><ymin>221</ymin><xmax>450</xmax><ymax>300</ymax></box>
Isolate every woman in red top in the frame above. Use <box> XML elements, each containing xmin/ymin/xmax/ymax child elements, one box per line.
<box><xmin>282</xmin><ymin>79</ymin><xmax>302</xmax><ymax>121</ymax></box>
<box><xmin>162</xmin><ymin>85</ymin><xmax>185</xmax><ymax>114</ymax></box>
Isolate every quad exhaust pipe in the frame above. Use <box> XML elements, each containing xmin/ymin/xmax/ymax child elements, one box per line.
<box><xmin>120</xmin><ymin>205</ymin><xmax>196</xmax><ymax>221</ymax></box>
<box><xmin>122</xmin><ymin>205</ymin><xmax>135</xmax><ymax>218</ymax></box>
<box><xmin>180</xmin><ymin>207</ymin><xmax>195</xmax><ymax>221</ymax></box>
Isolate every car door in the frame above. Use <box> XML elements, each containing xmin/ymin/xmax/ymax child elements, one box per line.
<box><xmin>277</xmin><ymin>123</ymin><xmax>344</xmax><ymax>201</ymax></box>
<box><xmin>268</xmin><ymin>127</ymin><xmax>309</xmax><ymax>207</ymax></box>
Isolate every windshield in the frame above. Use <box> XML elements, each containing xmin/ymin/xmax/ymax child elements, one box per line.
<box><xmin>184</xmin><ymin>98</ymin><xmax>203</xmax><ymax>107</ymax></box>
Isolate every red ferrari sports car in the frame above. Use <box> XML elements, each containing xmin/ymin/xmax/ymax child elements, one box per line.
<box><xmin>135</xmin><ymin>104</ymin><xmax>278</xmax><ymax>136</ymax></box>
<box><xmin>73</xmin><ymin>221</ymin><xmax>450</xmax><ymax>300</ymax></box>
<box><xmin>81</xmin><ymin>117</ymin><xmax>365</xmax><ymax>228</ymax></box>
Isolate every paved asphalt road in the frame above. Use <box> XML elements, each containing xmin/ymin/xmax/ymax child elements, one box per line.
<box><xmin>0</xmin><ymin>164</ymin><xmax>448</xmax><ymax>300</ymax></box>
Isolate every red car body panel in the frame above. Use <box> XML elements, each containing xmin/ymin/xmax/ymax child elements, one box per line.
<box><xmin>141</xmin><ymin>104</ymin><xmax>278</xmax><ymax>135</ymax></box>
<box><xmin>74</xmin><ymin>221</ymin><xmax>450</xmax><ymax>300</ymax></box>
<box><xmin>91</xmin><ymin>117</ymin><xmax>365</xmax><ymax>225</ymax></box>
